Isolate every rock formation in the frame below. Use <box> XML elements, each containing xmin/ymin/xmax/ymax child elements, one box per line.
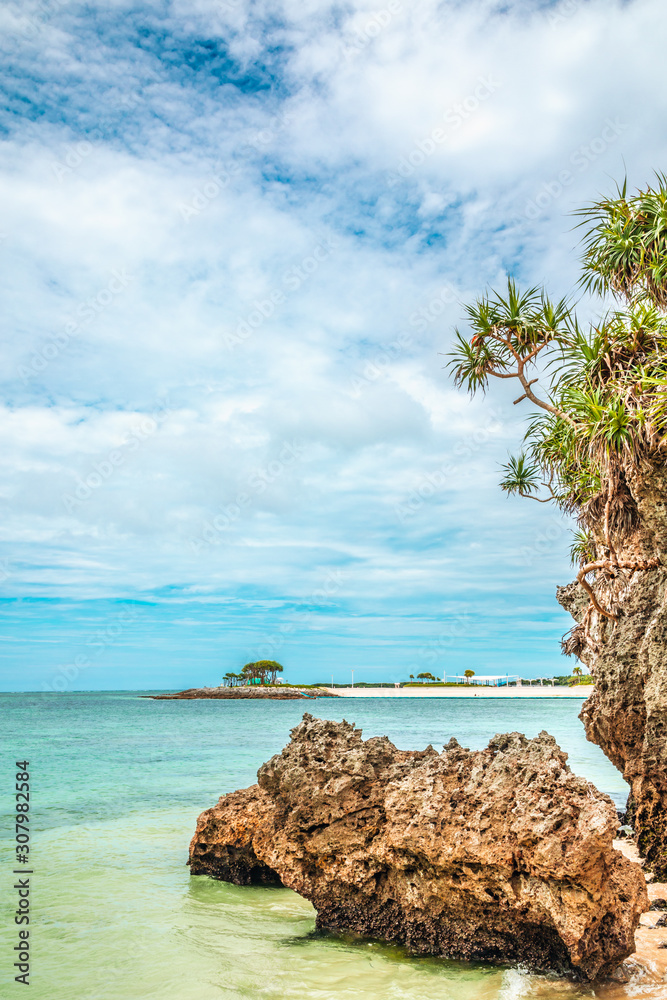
<box><xmin>557</xmin><ymin>463</ymin><xmax>667</xmax><ymax>880</ymax></box>
<box><xmin>189</xmin><ymin>714</ymin><xmax>647</xmax><ymax>979</ymax></box>
<box><xmin>147</xmin><ymin>686</ymin><xmax>337</xmax><ymax>700</ymax></box>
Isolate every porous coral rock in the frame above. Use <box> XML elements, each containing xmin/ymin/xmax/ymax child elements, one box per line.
<box><xmin>558</xmin><ymin>463</ymin><xmax>667</xmax><ymax>881</ymax></box>
<box><xmin>189</xmin><ymin>715</ymin><xmax>647</xmax><ymax>979</ymax></box>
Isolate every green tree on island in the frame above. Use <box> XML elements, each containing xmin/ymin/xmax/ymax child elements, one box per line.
<box><xmin>240</xmin><ymin>660</ymin><xmax>284</xmax><ymax>685</ymax></box>
<box><xmin>464</xmin><ymin>669</ymin><xmax>475</xmax><ymax>684</ymax></box>
<box><xmin>222</xmin><ymin>671</ymin><xmax>244</xmax><ymax>687</ymax></box>
<box><xmin>241</xmin><ymin>662</ymin><xmax>260</xmax><ymax>685</ymax></box>
<box><xmin>447</xmin><ymin>175</ymin><xmax>667</xmax><ymax>657</ymax></box>
<box><xmin>259</xmin><ymin>660</ymin><xmax>283</xmax><ymax>684</ymax></box>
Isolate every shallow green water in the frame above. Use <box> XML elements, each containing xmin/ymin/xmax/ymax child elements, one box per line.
<box><xmin>0</xmin><ymin>693</ymin><xmax>634</xmax><ymax>999</ymax></box>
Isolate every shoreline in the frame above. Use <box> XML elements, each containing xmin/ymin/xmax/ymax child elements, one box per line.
<box><xmin>321</xmin><ymin>685</ymin><xmax>595</xmax><ymax>699</ymax></box>
<box><xmin>143</xmin><ymin>685</ymin><xmax>595</xmax><ymax>701</ymax></box>
<box><xmin>615</xmin><ymin>838</ymin><xmax>667</xmax><ymax>988</ymax></box>
<box><xmin>144</xmin><ymin>686</ymin><xmax>338</xmax><ymax>700</ymax></box>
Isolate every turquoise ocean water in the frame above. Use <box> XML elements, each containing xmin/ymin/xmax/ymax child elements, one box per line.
<box><xmin>0</xmin><ymin>693</ymin><xmax>637</xmax><ymax>1000</ymax></box>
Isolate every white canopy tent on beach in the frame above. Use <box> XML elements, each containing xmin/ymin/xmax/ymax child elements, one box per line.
<box><xmin>448</xmin><ymin>674</ymin><xmax>520</xmax><ymax>687</ymax></box>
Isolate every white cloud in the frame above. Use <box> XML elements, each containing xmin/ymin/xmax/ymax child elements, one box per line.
<box><xmin>0</xmin><ymin>0</ymin><xmax>664</xmax><ymax>682</ymax></box>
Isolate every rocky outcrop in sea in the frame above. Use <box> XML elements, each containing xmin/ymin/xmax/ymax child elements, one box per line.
<box><xmin>147</xmin><ymin>686</ymin><xmax>337</xmax><ymax>700</ymax></box>
<box><xmin>189</xmin><ymin>714</ymin><xmax>647</xmax><ymax>979</ymax></box>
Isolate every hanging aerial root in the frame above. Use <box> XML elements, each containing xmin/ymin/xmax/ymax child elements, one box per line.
<box><xmin>576</xmin><ymin>556</ymin><xmax>660</xmax><ymax>623</ymax></box>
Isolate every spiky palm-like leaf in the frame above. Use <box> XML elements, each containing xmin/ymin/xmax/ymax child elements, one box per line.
<box><xmin>448</xmin><ymin>174</ymin><xmax>667</xmax><ymax>539</ymax></box>
<box><xmin>575</xmin><ymin>173</ymin><xmax>667</xmax><ymax>307</ymax></box>
<box><xmin>570</xmin><ymin>530</ymin><xmax>597</xmax><ymax>568</ymax></box>
<box><xmin>499</xmin><ymin>454</ymin><xmax>542</xmax><ymax>497</ymax></box>
<box><xmin>446</xmin><ymin>330</ymin><xmax>510</xmax><ymax>394</ymax></box>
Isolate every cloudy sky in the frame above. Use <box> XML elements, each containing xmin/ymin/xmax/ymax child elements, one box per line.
<box><xmin>1</xmin><ymin>0</ymin><xmax>666</xmax><ymax>691</ymax></box>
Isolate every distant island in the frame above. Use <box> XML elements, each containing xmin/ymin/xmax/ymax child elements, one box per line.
<box><xmin>145</xmin><ymin>686</ymin><xmax>339</xmax><ymax>700</ymax></box>
<box><xmin>145</xmin><ymin>662</ymin><xmax>593</xmax><ymax>702</ymax></box>
<box><xmin>145</xmin><ymin>677</ymin><xmax>595</xmax><ymax>701</ymax></box>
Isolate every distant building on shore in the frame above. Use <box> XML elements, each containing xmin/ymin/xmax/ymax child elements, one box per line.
<box><xmin>450</xmin><ymin>674</ymin><xmax>520</xmax><ymax>687</ymax></box>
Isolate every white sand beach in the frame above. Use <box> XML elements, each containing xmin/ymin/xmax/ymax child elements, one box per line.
<box><xmin>321</xmin><ymin>685</ymin><xmax>595</xmax><ymax>699</ymax></box>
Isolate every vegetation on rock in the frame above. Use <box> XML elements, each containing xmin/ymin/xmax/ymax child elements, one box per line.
<box><xmin>223</xmin><ymin>661</ymin><xmax>284</xmax><ymax>686</ymax></box>
<box><xmin>448</xmin><ymin>175</ymin><xmax>667</xmax><ymax>654</ymax></box>
<box><xmin>448</xmin><ymin>175</ymin><xmax>667</xmax><ymax>878</ymax></box>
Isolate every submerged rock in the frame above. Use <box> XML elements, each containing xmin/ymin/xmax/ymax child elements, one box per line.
<box><xmin>189</xmin><ymin>714</ymin><xmax>647</xmax><ymax>979</ymax></box>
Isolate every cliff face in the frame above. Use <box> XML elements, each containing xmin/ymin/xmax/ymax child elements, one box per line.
<box><xmin>557</xmin><ymin>463</ymin><xmax>667</xmax><ymax>879</ymax></box>
<box><xmin>189</xmin><ymin>714</ymin><xmax>647</xmax><ymax>979</ymax></box>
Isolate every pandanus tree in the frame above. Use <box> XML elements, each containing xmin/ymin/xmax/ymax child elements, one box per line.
<box><xmin>447</xmin><ymin>175</ymin><xmax>667</xmax><ymax>658</ymax></box>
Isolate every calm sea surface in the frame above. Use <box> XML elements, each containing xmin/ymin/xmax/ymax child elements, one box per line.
<box><xmin>0</xmin><ymin>692</ymin><xmax>638</xmax><ymax>1000</ymax></box>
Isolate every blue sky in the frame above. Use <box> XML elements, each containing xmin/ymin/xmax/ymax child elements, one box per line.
<box><xmin>1</xmin><ymin>0</ymin><xmax>666</xmax><ymax>691</ymax></box>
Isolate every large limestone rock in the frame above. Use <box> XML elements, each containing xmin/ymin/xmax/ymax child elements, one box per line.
<box><xmin>557</xmin><ymin>463</ymin><xmax>667</xmax><ymax>880</ymax></box>
<box><xmin>189</xmin><ymin>714</ymin><xmax>647</xmax><ymax>979</ymax></box>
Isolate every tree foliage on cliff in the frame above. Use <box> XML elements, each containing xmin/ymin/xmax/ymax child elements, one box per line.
<box><xmin>447</xmin><ymin>176</ymin><xmax>667</xmax><ymax>637</ymax></box>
